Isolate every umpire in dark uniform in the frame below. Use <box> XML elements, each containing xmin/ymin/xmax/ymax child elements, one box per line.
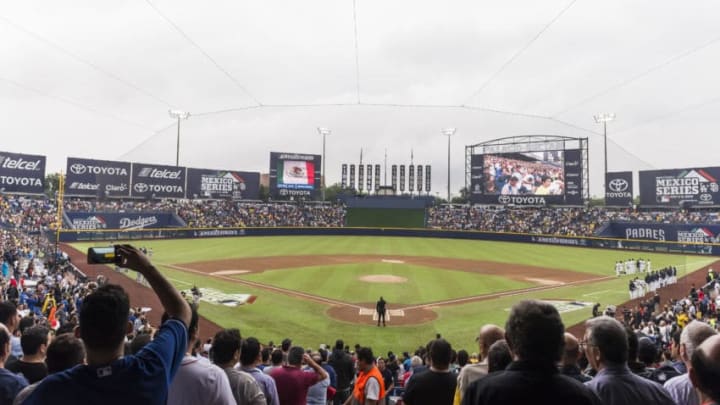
<box><xmin>376</xmin><ymin>297</ymin><xmax>387</xmax><ymax>327</ymax></box>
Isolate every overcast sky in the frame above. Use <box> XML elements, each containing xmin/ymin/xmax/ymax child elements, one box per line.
<box><xmin>2</xmin><ymin>0</ymin><xmax>720</xmax><ymax>197</ymax></box>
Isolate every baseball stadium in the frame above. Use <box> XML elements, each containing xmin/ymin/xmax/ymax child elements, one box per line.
<box><xmin>3</xmin><ymin>2</ymin><xmax>720</xmax><ymax>405</ymax></box>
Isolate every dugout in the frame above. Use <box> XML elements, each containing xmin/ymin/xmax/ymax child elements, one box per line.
<box><xmin>341</xmin><ymin>196</ymin><xmax>433</xmax><ymax>228</ymax></box>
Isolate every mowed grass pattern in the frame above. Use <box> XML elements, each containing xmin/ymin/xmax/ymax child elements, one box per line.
<box><xmin>239</xmin><ymin>263</ymin><xmax>532</xmax><ymax>304</ymax></box>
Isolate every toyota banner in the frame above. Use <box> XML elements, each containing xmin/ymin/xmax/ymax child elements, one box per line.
<box><xmin>131</xmin><ymin>163</ymin><xmax>186</xmax><ymax>199</ymax></box>
<box><xmin>605</xmin><ymin>171</ymin><xmax>633</xmax><ymax>206</ymax></box>
<box><xmin>66</xmin><ymin>157</ymin><xmax>131</xmax><ymax>197</ymax></box>
<box><xmin>0</xmin><ymin>151</ymin><xmax>46</xmax><ymax>194</ymax></box>
<box><xmin>640</xmin><ymin>167</ymin><xmax>720</xmax><ymax>207</ymax></box>
<box><xmin>186</xmin><ymin>168</ymin><xmax>259</xmax><ymax>200</ymax></box>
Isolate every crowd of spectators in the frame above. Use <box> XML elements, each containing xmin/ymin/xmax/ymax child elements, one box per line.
<box><xmin>0</xmin><ymin>196</ymin><xmax>713</xmax><ymax>235</ymax></box>
<box><xmin>428</xmin><ymin>206</ymin><xmax>720</xmax><ymax>236</ymax></box>
<box><xmin>176</xmin><ymin>201</ymin><xmax>346</xmax><ymax>228</ymax></box>
<box><xmin>1</xmin><ymin>196</ymin><xmax>57</xmax><ymax>234</ymax></box>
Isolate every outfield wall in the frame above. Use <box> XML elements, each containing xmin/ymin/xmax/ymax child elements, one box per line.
<box><xmin>57</xmin><ymin>226</ymin><xmax>720</xmax><ymax>256</ymax></box>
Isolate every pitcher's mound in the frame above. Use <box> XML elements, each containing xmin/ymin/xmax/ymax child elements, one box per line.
<box><xmin>359</xmin><ymin>275</ymin><xmax>408</xmax><ymax>283</ymax></box>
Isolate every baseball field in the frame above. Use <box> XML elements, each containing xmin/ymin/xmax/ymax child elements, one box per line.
<box><xmin>72</xmin><ymin>236</ymin><xmax>715</xmax><ymax>354</ymax></box>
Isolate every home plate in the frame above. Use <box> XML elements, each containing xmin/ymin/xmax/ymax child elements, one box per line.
<box><xmin>359</xmin><ymin>308</ymin><xmax>405</xmax><ymax>321</ymax></box>
<box><xmin>381</xmin><ymin>259</ymin><xmax>405</xmax><ymax>264</ymax></box>
<box><xmin>211</xmin><ymin>270</ymin><xmax>251</xmax><ymax>275</ymax></box>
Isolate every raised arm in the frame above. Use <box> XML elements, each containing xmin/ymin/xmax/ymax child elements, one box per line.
<box><xmin>303</xmin><ymin>353</ymin><xmax>329</xmax><ymax>383</ymax></box>
<box><xmin>115</xmin><ymin>245</ymin><xmax>191</xmax><ymax>327</ymax></box>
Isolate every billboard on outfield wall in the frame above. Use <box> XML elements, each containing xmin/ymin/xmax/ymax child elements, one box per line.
<box><xmin>186</xmin><ymin>168</ymin><xmax>259</xmax><ymax>200</ymax></box>
<box><xmin>640</xmin><ymin>167</ymin><xmax>720</xmax><ymax>207</ymax></box>
<box><xmin>269</xmin><ymin>152</ymin><xmax>322</xmax><ymax>199</ymax></box>
<box><xmin>605</xmin><ymin>171</ymin><xmax>633</xmax><ymax>206</ymax></box>
<box><xmin>0</xmin><ymin>151</ymin><xmax>45</xmax><ymax>194</ymax></box>
<box><xmin>65</xmin><ymin>157</ymin><xmax>131</xmax><ymax>197</ymax></box>
<box><xmin>131</xmin><ymin>163</ymin><xmax>186</xmax><ymax>199</ymax></box>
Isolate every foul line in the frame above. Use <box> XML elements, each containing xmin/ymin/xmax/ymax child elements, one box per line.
<box><xmin>157</xmin><ymin>262</ymin><xmax>365</xmax><ymax>310</ymax></box>
<box><xmin>400</xmin><ymin>276</ymin><xmax>614</xmax><ymax>311</ymax></box>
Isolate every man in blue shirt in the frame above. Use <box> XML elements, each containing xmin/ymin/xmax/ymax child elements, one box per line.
<box><xmin>24</xmin><ymin>245</ymin><xmax>191</xmax><ymax>405</ymax></box>
<box><xmin>0</xmin><ymin>324</ymin><xmax>28</xmax><ymax>404</ymax></box>
<box><xmin>583</xmin><ymin>317</ymin><xmax>675</xmax><ymax>405</ymax></box>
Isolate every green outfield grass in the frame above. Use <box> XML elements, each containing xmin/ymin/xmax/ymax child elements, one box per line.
<box><xmin>72</xmin><ymin>236</ymin><xmax>716</xmax><ymax>354</ymax></box>
<box><xmin>239</xmin><ymin>263</ymin><xmax>532</xmax><ymax>304</ymax></box>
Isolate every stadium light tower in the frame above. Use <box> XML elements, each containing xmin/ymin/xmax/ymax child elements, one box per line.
<box><xmin>593</xmin><ymin>113</ymin><xmax>615</xmax><ymax>192</ymax></box>
<box><xmin>169</xmin><ymin>109</ymin><xmax>191</xmax><ymax>166</ymax></box>
<box><xmin>317</xmin><ymin>127</ymin><xmax>331</xmax><ymax>201</ymax></box>
<box><xmin>441</xmin><ymin>128</ymin><xmax>456</xmax><ymax>202</ymax></box>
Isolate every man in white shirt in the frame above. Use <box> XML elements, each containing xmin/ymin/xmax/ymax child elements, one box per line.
<box><xmin>167</xmin><ymin>306</ymin><xmax>235</xmax><ymax>405</ymax></box>
<box><xmin>500</xmin><ymin>175</ymin><xmax>521</xmax><ymax>195</ymax></box>
<box><xmin>455</xmin><ymin>324</ymin><xmax>505</xmax><ymax>404</ymax></box>
<box><xmin>664</xmin><ymin>321</ymin><xmax>717</xmax><ymax>405</ymax></box>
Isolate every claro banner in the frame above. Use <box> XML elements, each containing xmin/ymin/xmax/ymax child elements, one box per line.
<box><xmin>65</xmin><ymin>157</ymin><xmax>131</xmax><ymax>197</ymax></box>
<box><xmin>0</xmin><ymin>151</ymin><xmax>45</xmax><ymax>194</ymax></box>
<box><xmin>640</xmin><ymin>167</ymin><xmax>720</xmax><ymax>207</ymax></box>
<box><xmin>186</xmin><ymin>168</ymin><xmax>260</xmax><ymax>200</ymax></box>
<box><xmin>131</xmin><ymin>163</ymin><xmax>186</xmax><ymax>199</ymax></box>
<box><xmin>605</xmin><ymin>171</ymin><xmax>633</xmax><ymax>206</ymax></box>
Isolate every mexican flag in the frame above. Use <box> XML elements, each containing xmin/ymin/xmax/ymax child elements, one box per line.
<box><xmin>278</xmin><ymin>160</ymin><xmax>315</xmax><ymax>185</ymax></box>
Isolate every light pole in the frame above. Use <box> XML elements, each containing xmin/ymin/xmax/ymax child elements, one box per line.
<box><xmin>593</xmin><ymin>113</ymin><xmax>615</xmax><ymax>193</ymax></box>
<box><xmin>441</xmin><ymin>128</ymin><xmax>456</xmax><ymax>202</ymax></box>
<box><xmin>169</xmin><ymin>110</ymin><xmax>190</xmax><ymax>166</ymax></box>
<box><xmin>317</xmin><ymin>127</ymin><xmax>331</xmax><ymax>201</ymax></box>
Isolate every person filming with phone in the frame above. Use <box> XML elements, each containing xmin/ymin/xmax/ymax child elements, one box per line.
<box><xmin>23</xmin><ymin>245</ymin><xmax>191</xmax><ymax>405</ymax></box>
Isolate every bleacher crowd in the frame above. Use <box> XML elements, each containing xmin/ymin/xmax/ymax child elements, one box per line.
<box><xmin>427</xmin><ymin>206</ymin><xmax>720</xmax><ymax>236</ymax></box>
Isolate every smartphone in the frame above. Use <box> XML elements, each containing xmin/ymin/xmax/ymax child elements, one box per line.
<box><xmin>87</xmin><ymin>246</ymin><xmax>121</xmax><ymax>265</ymax></box>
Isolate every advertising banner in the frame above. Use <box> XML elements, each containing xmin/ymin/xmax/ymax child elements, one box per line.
<box><xmin>366</xmin><ymin>164</ymin><xmax>372</xmax><ymax>191</ymax></box>
<box><xmin>269</xmin><ymin>152</ymin><xmax>322</xmax><ymax>199</ymax></box>
<box><xmin>599</xmin><ymin>222</ymin><xmax>720</xmax><ymax>254</ymax></box>
<box><xmin>469</xmin><ymin>154</ymin><xmax>484</xmax><ymax>201</ymax></box>
<box><xmin>408</xmin><ymin>164</ymin><xmax>415</xmax><ymax>192</ymax></box>
<box><xmin>349</xmin><ymin>164</ymin><xmax>356</xmax><ymax>190</ymax></box>
<box><xmin>417</xmin><ymin>165</ymin><xmax>423</xmax><ymax>192</ymax></box>
<box><xmin>605</xmin><ymin>171</ymin><xmax>633</xmax><ymax>206</ymax></box>
<box><xmin>66</xmin><ymin>212</ymin><xmax>182</xmax><ymax>230</ymax></box>
<box><xmin>374</xmin><ymin>164</ymin><xmax>381</xmax><ymax>191</ymax></box>
<box><xmin>341</xmin><ymin>164</ymin><xmax>348</xmax><ymax>189</ymax></box>
<box><xmin>391</xmin><ymin>165</ymin><xmax>398</xmax><ymax>191</ymax></box>
<box><xmin>186</xmin><ymin>168</ymin><xmax>259</xmax><ymax>200</ymax></box>
<box><xmin>131</xmin><ymin>163</ymin><xmax>186</xmax><ymax>199</ymax></box>
<box><xmin>0</xmin><ymin>151</ymin><xmax>45</xmax><ymax>194</ymax></box>
<box><xmin>425</xmin><ymin>165</ymin><xmax>431</xmax><ymax>192</ymax></box>
<box><xmin>564</xmin><ymin>149</ymin><xmax>583</xmax><ymax>205</ymax></box>
<box><xmin>358</xmin><ymin>164</ymin><xmax>364</xmax><ymax>192</ymax></box>
<box><xmin>65</xmin><ymin>157</ymin><xmax>131</xmax><ymax>198</ymax></box>
<box><xmin>640</xmin><ymin>167</ymin><xmax>720</xmax><ymax>206</ymax></box>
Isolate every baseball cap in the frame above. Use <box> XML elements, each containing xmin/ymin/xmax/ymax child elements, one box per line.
<box><xmin>510</xmin><ymin>174</ymin><xmax>520</xmax><ymax>181</ymax></box>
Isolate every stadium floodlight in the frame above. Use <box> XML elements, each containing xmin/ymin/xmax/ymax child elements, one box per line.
<box><xmin>441</xmin><ymin>128</ymin><xmax>456</xmax><ymax>202</ymax></box>
<box><xmin>317</xmin><ymin>127</ymin><xmax>331</xmax><ymax>201</ymax></box>
<box><xmin>169</xmin><ymin>110</ymin><xmax>191</xmax><ymax>166</ymax></box>
<box><xmin>594</xmin><ymin>113</ymin><xmax>615</xmax><ymax>193</ymax></box>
